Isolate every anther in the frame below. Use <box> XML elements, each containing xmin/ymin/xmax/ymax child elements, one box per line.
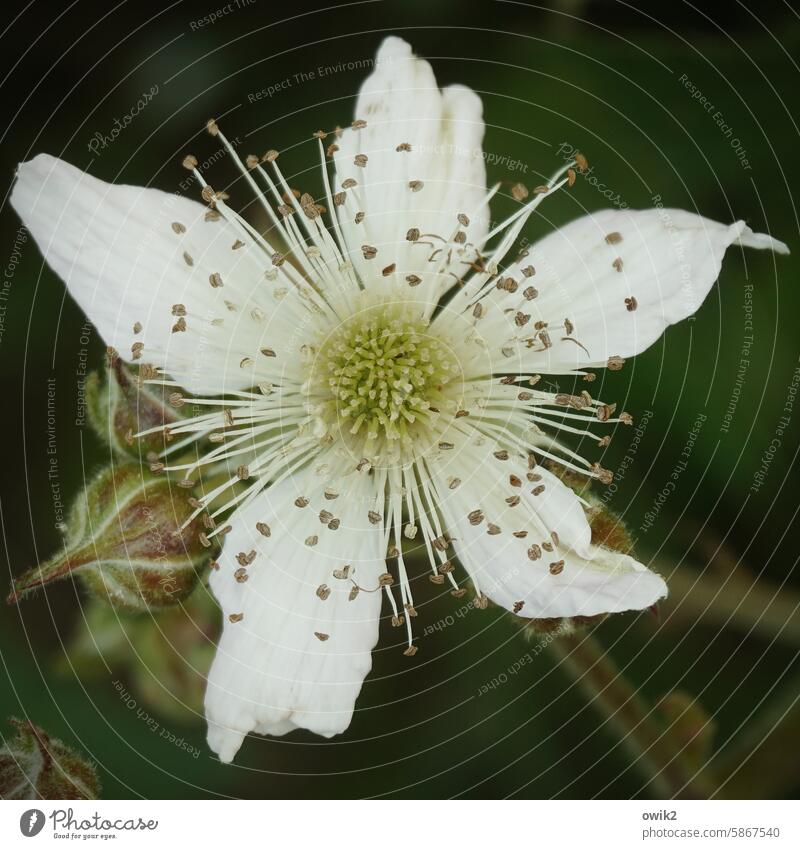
<box><xmin>511</xmin><ymin>183</ymin><xmax>529</xmax><ymax>201</ymax></box>
<box><xmin>591</xmin><ymin>464</ymin><xmax>614</xmax><ymax>484</ymax></box>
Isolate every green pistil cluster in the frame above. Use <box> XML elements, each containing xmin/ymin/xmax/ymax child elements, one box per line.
<box><xmin>318</xmin><ymin>304</ymin><xmax>460</xmax><ymax>446</ymax></box>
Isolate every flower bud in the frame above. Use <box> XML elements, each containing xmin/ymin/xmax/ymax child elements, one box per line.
<box><xmin>66</xmin><ymin>589</ymin><xmax>219</xmax><ymax>721</ymax></box>
<box><xmin>0</xmin><ymin>717</ymin><xmax>99</xmax><ymax>799</ymax></box>
<box><xmin>85</xmin><ymin>359</ymin><xmax>182</xmax><ymax>459</ymax></box>
<box><xmin>586</xmin><ymin>499</ymin><xmax>634</xmax><ymax>555</ymax></box>
<box><xmin>8</xmin><ymin>464</ymin><xmax>217</xmax><ymax>611</ymax></box>
<box><xmin>522</xmin><ymin>612</ymin><xmax>607</xmax><ymax>639</ymax></box>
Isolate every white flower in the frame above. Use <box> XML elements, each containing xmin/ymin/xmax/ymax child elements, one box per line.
<box><xmin>11</xmin><ymin>37</ymin><xmax>787</xmax><ymax>763</ymax></box>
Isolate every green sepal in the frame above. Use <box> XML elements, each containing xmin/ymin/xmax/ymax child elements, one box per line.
<box><xmin>86</xmin><ymin>360</ymin><xmax>183</xmax><ymax>460</ymax></box>
<box><xmin>63</xmin><ymin>589</ymin><xmax>219</xmax><ymax>721</ymax></box>
<box><xmin>0</xmin><ymin>718</ymin><xmax>100</xmax><ymax>800</ymax></box>
<box><xmin>8</xmin><ymin>464</ymin><xmax>217</xmax><ymax>611</ymax></box>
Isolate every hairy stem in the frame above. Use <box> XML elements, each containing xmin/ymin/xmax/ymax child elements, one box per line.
<box><xmin>551</xmin><ymin>633</ymin><xmax>716</xmax><ymax>799</ymax></box>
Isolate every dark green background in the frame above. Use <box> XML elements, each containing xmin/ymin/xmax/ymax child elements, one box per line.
<box><xmin>1</xmin><ymin>0</ymin><xmax>798</xmax><ymax>798</ymax></box>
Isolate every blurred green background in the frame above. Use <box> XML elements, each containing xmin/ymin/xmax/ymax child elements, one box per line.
<box><xmin>0</xmin><ymin>0</ymin><xmax>798</xmax><ymax>799</ymax></box>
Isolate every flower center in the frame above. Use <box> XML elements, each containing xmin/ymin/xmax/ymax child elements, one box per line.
<box><xmin>309</xmin><ymin>301</ymin><xmax>462</xmax><ymax>461</ymax></box>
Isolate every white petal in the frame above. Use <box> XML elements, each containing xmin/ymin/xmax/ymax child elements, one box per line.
<box><xmin>11</xmin><ymin>154</ymin><xmax>288</xmax><ymax>395</ymax></box>
<box><xmin>470</xmin><ymin>537</ymin><xmax>667</xmax><ymax>618</ymax></box>
<box><xmin>481</xmin><ymin>208</ymin><xmax>788</xmax><ymax>372</ymax></box>
<box><xmin>204</xmin><ymin>469</ymin><xmax>384</xmax><ymax>763</ymax></box>
<box><xmin>333</xmin><ymin>37</ymin><xmax>488</xmax><ymax>286</ymax></box>
<box><xmin>429</xmin><ymin>437</ymin><xmax>665</xmax><ymax>617</ymax></box>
